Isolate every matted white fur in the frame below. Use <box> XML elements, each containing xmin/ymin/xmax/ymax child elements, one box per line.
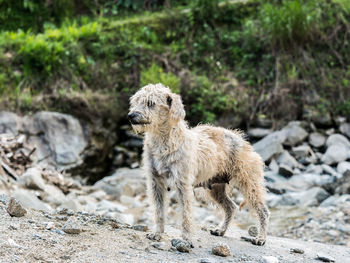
<box><xmin>128</xmin><ymin>83</ymin><xmax>269</xmax><ymax>246</ymax></box>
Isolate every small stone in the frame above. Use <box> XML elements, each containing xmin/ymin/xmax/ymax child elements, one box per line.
<box><xmin>6</xmin><ymin>197</ymin><xmax>27</xmax><ymax>217</ymax></box>
<box><xmin>316</xmin><ymin>252</ymin><xmax>335</xmax><ymax>262</ymax></box>
<box><xmin>262</xmin><ymin>256</ymin><xmax>278</xmax><ymax>263</ymax></box>
<box><xmin>62</xmin><ymin>217</ymin><xmax>81</xmax><ymax>234</ymax></box>
<box><xmin>171</xmin><ymin>239</ymin><xmax>191</xmax><ymax>253</ymax></box>
<box><xmin>151</xmin><ymin>242</ymin><xmax>169</xmax><ymax>251</ymax></box>
<box><xmin>9</xmin><ymin>223</ymin><xmax>20</xmax><ymax>230</ymax></box>
<box><xmin>279</xmin><ymin>164</ymin><xmax>294</xmax><ymax>178</ymax></box>
<box><xmin>46</xmin><ymin>222</ymin><xmax>55</xmax><ymax>230</ymax></box>
<box><xmin>290</xmin><ymin>248</ymin><xmax>304</xmax><ymax>254</ymax></box>
<box><xmin>248</xmin><ymin>225</ymin><xmax>258</xmax><ymax>237</ymax></box>
<box><xmin>309</xmin><ymin>133</ymin><xmax>326</xmax><ymax>148</ymax></box>
<box><xmin>132</xmin><ymin>225</ymin><xmax>148</xmax><ymax>232</ymax></box>
<box><xmin>212</xmin><ymin>242</ymin><xmax>230</xmax><ymax>257</ymax></box>
<box><xmin>199</xmin><ymin>258</ymin><xmax>214</xmax><ymax>263</ymax></box>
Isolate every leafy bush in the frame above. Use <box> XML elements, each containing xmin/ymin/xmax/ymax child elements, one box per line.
<box><xmin>183</xmin><ymin>75</ymin><xmax>237</xmax><ymax>124</ymax></box>
<box><xmin>140</xmin><ymin>63</ymin><xmax>180</xmax><ymax>93</ymax></box>
<box><xmin>258</xmin><ymin>0</ymin><xmax>322</xmax><ymax>49</ymax></box>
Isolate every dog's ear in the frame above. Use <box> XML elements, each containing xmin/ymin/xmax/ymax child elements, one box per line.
<box><xmin>168</xmin><ymin>93</ymin><xmax>185</xmax><ymax>121</ymax></box>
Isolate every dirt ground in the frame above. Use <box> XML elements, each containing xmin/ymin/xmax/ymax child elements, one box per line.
<box><xmin>1</xmin><ymin>206</ymin><xmax>349</xmax><ymax>263</ymax></box>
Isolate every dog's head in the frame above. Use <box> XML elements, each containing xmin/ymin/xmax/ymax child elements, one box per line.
<box><xmin>128</xmin><ymin>83</ymin><xmax>185</xmax><ymax>133</ymax></box>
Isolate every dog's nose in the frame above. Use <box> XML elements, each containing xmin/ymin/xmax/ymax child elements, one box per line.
<box><xmin>128</xmin><ymin>112</ymin><xmax>137</xmax><ymax>120</ymax></box>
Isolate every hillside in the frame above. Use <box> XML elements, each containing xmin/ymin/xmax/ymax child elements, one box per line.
<box><xmin>0</xmin><ymin>0</ymin><xmax>349</xmax><ymax>128</ymax></box>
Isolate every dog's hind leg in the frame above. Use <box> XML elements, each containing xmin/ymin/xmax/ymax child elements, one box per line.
<box><xmin>241</xmin><ymin>184</ymin><xmax>269</xmax><ymax>246</ymax></box>
<box><xmin>209</xmin><ymin>183</ymin><xmax>237</xmax><ymax>236</ymax></box>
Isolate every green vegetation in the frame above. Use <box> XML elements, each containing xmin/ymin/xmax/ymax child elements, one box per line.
<box><xmin>0</xmin><ymin>0</ymin><xmax>349</xmax><ymax>125</ymax></box>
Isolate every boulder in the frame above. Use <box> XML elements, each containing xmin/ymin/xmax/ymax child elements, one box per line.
<box><xmin>94</xmin><ymin>168</ymin><xmax>146</xmax><ymax>199</ymax></box>
<box><xmin>282</xmin><ymin>122</ymin><xmax>308</xmax><ymax>146</ymax></box>
<box><xmin>308</xmin><ymin>132</ymin><xmax>326</xmax><ymax>148</ymax></box>
<box><xmin>292</xmin><ymin>145</ymin><xmax>314</xmax><ymax>159</ymax></box>
<box><xmin>297</xmin><ymin>187</ymin><xmax>330</xmax><ymax>207</ymax></box>
<box><xmin>278</xmin><ymin>164</ymin><xmax>294</xmax><ymax>178</ymax></box>
<box><xmin>96</xmin><ymin>200</ymin><xmax>127</xmax><ymax>213</ymax></box>
<box><xmin>43</xmin><ymin>184</ymin><xmax>67</xmax><ymax>205</ymax></box>
<box><xmin>270</xmin><ymin>187</ymin><xmax>330</xmax><ymax>207</ymax></box>
<box><xmin>277</xmin><ymin>151</ymin><xmax>299</xmax><ymax>168</ymax></box>
<box><xmin>253</xmin><ymin>131</ymin><xmax>285</xmax><ymax>162</ymax></box>
<box><xmin>0</xmin><ymin>112</ymin><xmax>21</xmax><ymax>135</ymax></box>
<box><xmin>321</xmin><ymin>144</ymin><xmax>348</xmax><ymax>165</ymax></box>
<box><xmin>12</xmin><ymin>189</ymin><xmax>51</xmax><ymax>212</ymax></box>
<box><xmin>337</xmin><ymin>161</ymin><xmax>350</xmax><ymax>175</ymax></box>
<box><xmin>339</xmin><ymin>123</ymin><xmax>350</xmax><ymax>138</ymax></box>
<box><xmin>326</xmin><ymin>134</ymin><xmax>350</xmax><ymax>148</ymax></box>
<box><xmin>18</xmin><ymin>167</ymin><xmax>46</xmax><ymax>191</ymax></box>
<box><xmin>32</xmin><ymin>112</ymin><xmax>88</xmax><ymax>168</ymax></box>
<box><xmin>305</xmin><ymin>164</ymin><xmax>323</xmax><ymax>175</ymax></box>
<box><xmin>248</xmin><ymin>128</ymin><xmax>272</xmax><ymax>139</ymax></box>
<box><xmin>320</xmin><ymin>194</ymin><xmax>350</xmax><ymax>207</ymax></box>
<box><xmin>321</xmin><ymin>164</ymin><xmax>338</xmax><ymax>176</ymax></box>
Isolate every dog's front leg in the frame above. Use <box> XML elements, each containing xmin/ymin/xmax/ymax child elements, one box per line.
<box><xmin>176</xmin><ymin>178</ymin><xmax>194</xmax><ymax>245</ymax></box>
<box><xmin>146</xmin><ymin>174</ymin><xmax>166</xmax><ymax>241</ymax></box>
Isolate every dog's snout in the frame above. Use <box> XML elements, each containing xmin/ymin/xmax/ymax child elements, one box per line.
<box><xmin>128</xmin><ymin>112</ymin><xmax>137</xmax><ymax>120</ymax></box>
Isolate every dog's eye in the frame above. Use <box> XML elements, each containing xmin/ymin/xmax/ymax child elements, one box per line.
<box><xmin>147</xmin><ymin>101</ymin><xmax>155</xmax><ymax>108</ymax></box>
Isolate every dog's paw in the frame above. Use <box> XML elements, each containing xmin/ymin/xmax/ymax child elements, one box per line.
<box><xmin>146</xmin><ymin>233</ymin><xmax>162</xmax><ymax>242</ymax></box>
<box><xmin>251</xmin><ymin>238</ymin><xmax>266</xmax><ymax>246</ymax></box>
<box><xmin>210</xmin><ymin>229</ymin><xmax>224</xmax><ymax>236</ymax></box>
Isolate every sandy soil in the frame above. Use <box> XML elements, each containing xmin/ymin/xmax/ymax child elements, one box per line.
<box><xmin>1</xmin><ymin>206</ymin><xmax>349</xmax><ymax>263</ymax></box>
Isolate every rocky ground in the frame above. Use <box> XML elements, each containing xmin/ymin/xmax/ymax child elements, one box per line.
<box><xmin>1</xmin><ymin>111</ymin><xmax>350</xmax><ymax>262</ymax></box>
<box><xmin>0</xmin><ymin>205</ymin><xmax>349</xmax><ymax>263</ymax></box>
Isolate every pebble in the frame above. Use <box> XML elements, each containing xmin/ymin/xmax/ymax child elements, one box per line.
<box><xmin>62</xmin><ymin>217</ymin><xmax>82</xmax><ymax>234</ymax></box>
<box><xmin>171</xmin><ymin>239</ymin><xmax>191</xmax><ymax>253</ymax></box>
<box><xmin>132</xmin><ymin>224</ymin><xmax>148</xmax><ymax>232</ymax></box>
<box><xmin>290</xmin><ymin>248</ymin><xmax>305</xmax><ymax>254</ymax></box>
<box><xmin>212</xmin><ymin>242</ymin><xmax>231</xmax><ymax>257</ymax></box>
<box><xmin>316</xmin><ymin>252</ymin><xmax>335</xmax><ymax>262</ymax></box>
<box><xmin>248</xmin><ymin>225</ymin><xmax>258</xmax><ymax>237</ymax></box>
<box><xmin>199</xmin><ymin>258</ymin><xmax>214</xmax><ymax>263</ymax></box>
<box><xmin>262</xmin><ymin>256</ymin><xmax>278</xmax><ymax>263</ymax></box>
<box><xmin>6</xmin><ymin>197</ymin><xmax>27</xmax><ymax>217</ymax></box>
<box><xmin>151</xmin><ymin>242</ymin><xmax>169</xmax><ymax>251</ymax></box>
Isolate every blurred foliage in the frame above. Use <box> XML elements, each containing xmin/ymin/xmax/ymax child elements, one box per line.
<box><xmin>0</xmin><ymin>0</ymin><xmax>349</xmax><ymax>125</ymax></box>
<box><xmin>140</xmin><ymin>63</ymin><xmax>180</xmax><ymax>93</ymax></box>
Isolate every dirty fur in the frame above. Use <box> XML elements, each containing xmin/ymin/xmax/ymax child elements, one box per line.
<box><xmin>129</xmin><ymin>83</ymin><xmax>270</xmax><ymax>246</ymax></box>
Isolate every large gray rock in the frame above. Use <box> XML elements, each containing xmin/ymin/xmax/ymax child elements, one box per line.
<box><xmin>297</xmin><ymin>187</ymin><xmax>330</xmax><ymax>207</ymax></box>
<box><xmin>308</xmin><ymin>132</ymin><xmax>326</xmax><ymax>148</ymax></box>
<box><xmin>320</xmin><ymin>194</ymin><xmax>350</xmax><ymax>207</ymax></box>
<box><xmin>18</xmin><ymin>167</ymin><xmax>46</xmax><ymax>191</ymax></box>
<box><xmin>12</xmin><ymin>189</ymin><xmax>51</xmax><ymax>212</ymax></box>
<box><xmin>277</xmin><ymin>151</ymin><xmax>299</xmax><ymax>168</ymax></box>
<box><xmin>292</xmin><ymin>145</ymin><xmax>314</xmax><ymax>159</ymax></box>
<box><xmin>253</xmin><ymin>131</ymin><xmax>286</xmax><ymax>162</ymax></box>
<box><xmin>0</xmin><ymin>112</ymin><xmax>21</xmax><ymax>135</ymax></box>
<box><xmin>326</xmin><ymin>134</ymin><xmax>350</xmax><ymax>148</ymax></box>
<box><xmin>339</xmin><ymin>123</ymin><xmax>350</xmax><ymax>138</ymax></box>
<box><xmin>282</xmin><ymin>122</ymin><xmax>308</xmax><ymax>146</ymax></box>
<box><xmin>33</xmin><ymin>112</ymin><xmax>88</xmax><ymax>168</ymax></box>
<box><xmin>247</xmin><ymin>128</ymin><xmax>272</xmax><ymax>139</ymax></box>
<box><xmin>337</xmin><ymin>161</ymin><xmax>350</xmax><ymax>175</ymax></box>
<box><xmin>269</xmin><ymin>187</ymin><xmax>330</xmax><ymax>207</ymax></box>
<box><xmin>94</xmin><ymin>168</ymin><xmax>146</xmax><ymax>199</ymax></box>
<box><xmin>321</xmin><ymin>144</ymin><xmax>348</xmax><ymax>165</ymax></box>
<box><xmin>43</xmin><ymin>184</ymin><xmax>67</xmax><ymax>205</ymax></box>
